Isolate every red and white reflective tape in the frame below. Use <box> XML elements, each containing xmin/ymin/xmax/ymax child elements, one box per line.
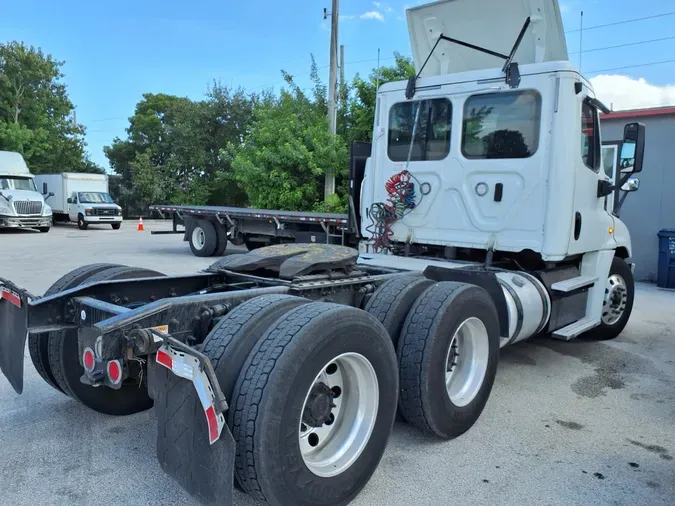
<box><xmin>1</xmin><ymin>286</ymin><xmax>21</xmax><ymax>308</ymax></box>
<box><xmin>156</xmin><ymin>346</ymin><xmax>225</xmax><ymax>444</ymax></box>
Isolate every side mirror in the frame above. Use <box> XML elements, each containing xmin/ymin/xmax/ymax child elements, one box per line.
<box><xmin>42</xmin><ymin>182</ymin><xmax>48</xmax><ymax>195</ymax></box>
<box><xmin>48</xmin><ymin>192</ymin><xmax>54</xmax><ymax>198</ymax></box>
<box><xmin>67</xmin><ymin>198</ymin><xmax>72</xmax><ymax>204</ymax></box>
<box><xmin>621</xmin><ymin>177</ymin><xmax>640</xmax><ymax>192</ymax></box>
<box><xmin>620</xmin><ymin>122</ymin><xmax>645</xmax><ymax>173</ymax></box>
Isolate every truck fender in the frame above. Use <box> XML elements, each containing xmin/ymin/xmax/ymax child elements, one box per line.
<box><xmin>610</xmin><ymin>217</ymin><xmax>632</xmax><ymax>259</ymax></box>
<box><xmin>422</xmin><ymin>265</ymin><xmax>510</xmax><ymax>339</ymax></box>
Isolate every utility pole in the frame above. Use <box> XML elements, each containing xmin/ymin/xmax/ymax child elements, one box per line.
<box><xmin>324</xmin><ymin>0</ymin><xmax>339</xmax><ymax>199</ymax></box>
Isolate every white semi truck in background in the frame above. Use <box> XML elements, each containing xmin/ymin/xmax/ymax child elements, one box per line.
<box><xmin>0</xmin><ymin>1</ymin><xmax>646</xmax><ymax>505</ymax></box>
<box><xmin>37</xmin><ymin>173</ymin><xmax>123</xmax><ymax>230</ymax></box>
<box><xmin>0</xmin><ymin>151</ymin><xmax>53</xmax><ymax>233</ymax></box>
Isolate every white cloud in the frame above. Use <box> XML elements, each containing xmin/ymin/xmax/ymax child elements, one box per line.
<box><xmin>373</xmin><ymin>1</ymin><xmax>381</xmax><ymax>7</ymax></box>
<box><xmin>361</xmin><ymin>10</ymin><xmax>385</xmax><ymax>21</ymax></box>
<box><xmin>590</xmin><ymin>75</ymin><xmax>675</xmax><ymax>111</ymax></box>
<box><xmin>559</xmin><ymin>3</ymin><xmax>569</xmax><ymax>13</ymax></box>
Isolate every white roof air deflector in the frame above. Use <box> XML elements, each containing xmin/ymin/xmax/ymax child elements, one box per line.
<box><xmin>406</xmin><ymin>0</ymin><xmax>569</xmax><ymax>77</ymax></box>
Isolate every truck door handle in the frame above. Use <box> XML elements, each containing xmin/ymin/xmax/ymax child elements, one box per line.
<box><xmin>494</xmin><ymin>183</ymin><xmax>503</xmax><ymax>202</ymax></box>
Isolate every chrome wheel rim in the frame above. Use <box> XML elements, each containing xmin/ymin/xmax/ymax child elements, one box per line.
<box><xmin>299</xmin><ymin>352</ymin><xmax>379</xmax><ymax>478</ymax></box>
<box><xmin>445</xmin><ymin>317</ymin><xmax>489</xmax><ymax>407</ymax></box>
<box><xmin>192</xmin><ymin>227</ymin><xmax>205</xmax><ymax>250</ymax></box>
<box><xmin>603</xmin><ymin>274</ymin><xmax>628</xmax><ymax>325</ymax></box>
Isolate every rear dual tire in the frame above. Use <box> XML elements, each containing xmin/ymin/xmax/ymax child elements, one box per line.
<box><xmin>189</xmin><ymin>219</ymin><xmax>228</xmax><ymax>257</ymax></box>
<box><xmin>224</xmin><ymin>302</ymin><xmax>398</xmax><ymax>506</ymax></box>
<box><xmin>33</xmin><ymin>265</ymin><xmax>163</xmax><ymax>415</ymax></box>
<box><xmin>397</xmin><ymin>282</ymin><xmax>500</xmax><ymax>439</ymax></box>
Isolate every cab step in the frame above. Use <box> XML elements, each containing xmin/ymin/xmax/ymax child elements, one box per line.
<box><xmin>551</xmin><ymin>317</ymin><xmax>600</xmax><ymax>341</ymax></box>
<box><xmin>550</xmin><ymin>275</ymin><xmax>598</xmax><ymax>293</ymax></box>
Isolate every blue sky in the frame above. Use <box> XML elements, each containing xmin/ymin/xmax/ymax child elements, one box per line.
<box><xmin>2</xmin><ymin>0</ymin><xmax>675</xmax><ymax>169</ymax></box>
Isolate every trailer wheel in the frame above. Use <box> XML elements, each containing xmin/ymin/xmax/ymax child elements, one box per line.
<box><xmin>214</xmin><ymin>223</ymin><xmax>229</xmax><ymax>256</ymax></box>
<box><xmin>364</xmin><ymin>274</ymin><xmax>434</xmax><ymax>348</ymax></box>
<box><xmin>202</xmin><ymin>294</ymin><xmax>310</xmax><ymax>402</ymax></box>
<box><xmin>230</xmin><ymin>303</ymin><xmax>398</xmax><ymax>505</ymax></box>
<box><xmin>48</xmin><ymin>266</ymin><xmax>164</xmax><ymax>415</ymax></box>
<box><xmin>77</xmin><ymin>214</ymin><xmax>88</xmax><ymax>230</ymax></box>
<box><xmin>29</xmin><ymin>263</ymin><xmax>123</xmax><ymax>395</ymax></box>
<box><xmin>584</xmin><ymin>257</ymin><xmax>635</xmax><ymax>340</ymax></box>
<box><xmin>189</xmin><ymin>220</ymin><xmax>218</xmax><ymax>257</ymax></box>
<box><xmin>397</xmin><ymin>282</ymin><xmax>500</xmax><ymax>439</ymax></box>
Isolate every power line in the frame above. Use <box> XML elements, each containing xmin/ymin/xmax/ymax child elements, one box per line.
<box><xmin>585</xmin><ymin>59</ymin><xmax>675</xmax><ymax>75</ymax></box>
<box><xmin>569</xmin><ymin>35</ymin><xmax>675</xmax><ymax>55</ymax></box>
<box><xmin>565</xmin><ymin>11</ymin><xmax>675</xmax><ymax>33</ymax></box>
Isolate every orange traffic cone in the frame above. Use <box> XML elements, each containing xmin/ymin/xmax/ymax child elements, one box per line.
<box><xmin>137</xmin><ymin>217</ymin><xmax>145</xmax><ymax>231</ymax></box>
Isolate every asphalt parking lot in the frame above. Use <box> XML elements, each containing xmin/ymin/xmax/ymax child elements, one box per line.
<box><xmin>0</xmin><ymin>221</ymin><xmax>674</xmax><ymax>506</ymax></box>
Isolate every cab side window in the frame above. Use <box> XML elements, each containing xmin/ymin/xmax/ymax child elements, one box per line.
<box><xmin>581</xmin><ymin>100</ymin><xmax>600</xmax><ymax>172</ymax></box>
<box><xmin>70</xmin><ymin>192</ymin><xmax>78</xmax><ymax>203</ymax></box>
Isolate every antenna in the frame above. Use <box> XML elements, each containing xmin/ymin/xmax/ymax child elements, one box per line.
<box><xmin>579</xmin><ymin>11</ymin><xmax>584</xmax><ymax>70</ymax></box>
<box><xmin>376</xmin><ymin>48</ymin><xmax>381</xmax><ymax>91</ymax></box>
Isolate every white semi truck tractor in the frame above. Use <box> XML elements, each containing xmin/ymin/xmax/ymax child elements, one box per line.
<box><xmin>0</xmin><ymin>1</ymin><xmax>644</xmax><ymax>505</ymax></box>
<box><xmin>0</xmin><ymin>151</ymin><xmax>53</xmax><ymax>232</ymax></box>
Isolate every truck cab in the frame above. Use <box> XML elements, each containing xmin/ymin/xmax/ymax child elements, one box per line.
<box><xmin>0</xmin><ymin>151</ymin><xmax>53</xmax><ymax>232</ymax></box>
<box><xmin>359</xmin><ymin>0</ymin><xmax>644</xmax><ymax>339</ymax></box>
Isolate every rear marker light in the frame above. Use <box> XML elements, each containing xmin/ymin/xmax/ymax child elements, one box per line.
<box><xmin>83</xmin><ymin>347</ymin><xmax>96</xmax><ymax>372</ymax></box>
<box><xmin>107</xmin><ymin>360</ymin><xmax>122</xmax><ymax>385</ymax></box>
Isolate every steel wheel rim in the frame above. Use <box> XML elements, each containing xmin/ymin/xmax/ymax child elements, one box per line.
<box><xmin>299</xmin><ymin>352</ymin><xmax>379</xmax><ymax>478</ymax></box>
<box><xmin>602</xmin><ymin>274</ymin><xmax>628</xmax><ymax>325</ymax></box>
<box><xmin>445</xmin><ymin>317</ymin><xmax>489</xmax><ymax>407</ymax></box>
<box><xmin>192</xmin><ymin>227</ymin><xmax>205</xmax><ymax>250</ymax></box>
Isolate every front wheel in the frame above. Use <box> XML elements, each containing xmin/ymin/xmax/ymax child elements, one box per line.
<box><xmin>585</xmin><ymin>257</ymin><xmax>635</xmax><ymax>340</ymax></box>
<box><xmin>229</xmin><ymin>303</ymin><xmax>398</xmax><ymax>505</ymax></box>
<box><xmin>77</xmin><ymin>214</ymin><xmax>88</xmax><ymax>230</ymax></box>
<box><xmin>38</xmin><ymin>227</ymin><xmax>50</xmax><ymax>233</ymax></box>
<box><xmin>111</xmin><ymin>223</ymin><xmax>121</xmax><ymax>230</ymax></box>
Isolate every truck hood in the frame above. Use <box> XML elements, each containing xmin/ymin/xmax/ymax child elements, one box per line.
<box><xmin>407</xmin><ymin>0</ymin><xmax>568</xmax><ymax>77</ymax></box>
<box><xmin>0</xmin><ymin>189</ymin><xmax>44</xmax><ymax>203</ymax></box>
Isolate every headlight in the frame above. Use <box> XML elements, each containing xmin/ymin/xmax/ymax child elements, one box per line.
<box><xmin>117</xmin><ymin>206</ymin><xmax>122</xmax><ymax>216</ymax></box>
<box><xmin>0</xmin><ymin>203</ymin><xmax>13</xmax><ymax>215</ymax></box>
<box><xmin>85</xmin><ymin>208</ymin><xmax>93</xmax><ymax>216</ymax></box>
<box><xmin>43</xmin><ymin>205</ymin><xmax>52</xmax><ymax>216</ymax></box>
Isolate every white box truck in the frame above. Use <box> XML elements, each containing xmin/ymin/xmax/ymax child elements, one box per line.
<box><xmin>37</xmin><ymin>173</ymin><xmax>123</xmax><ymax>230</ymax></box>
<box><xmin>0</xmin><ymin>151</ymin><xmax>52</xmax><ymax>232</ymax></box>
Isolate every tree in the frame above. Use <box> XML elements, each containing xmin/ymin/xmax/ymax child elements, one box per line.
<box><xmin>343</xmin><ymin>52</ymin><xmax>415</xmax><ymax>143</ymax></box>
<box><xmin>228</xmin><ymin>59</ymin><xmax>348</xmax><ymax>212</ymax></box>
<box><xmin>0</xmin><ymin>41</ymin><xmax>100</xmax><ymax>173</ymax></box>
<box><xmin>105</xmin><ymin>86</ymin><xmax>255</xmax><ymax>214</ymax></box>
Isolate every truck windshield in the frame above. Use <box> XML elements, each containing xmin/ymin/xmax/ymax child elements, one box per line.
<box><xmin>78</xmin><ymin>192</ymin><xmax>114</xmax><ymax>204</ymax></box>
<box><xmin>0</xmin><ymin>177</ymin><xmax>37</xmax><ymax>192</ymax></box>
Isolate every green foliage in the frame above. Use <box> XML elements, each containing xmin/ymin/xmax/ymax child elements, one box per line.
<box><xmin>342</xmin><ymin>52</ymin><xmax>415</xmax><ymax>143</ymax></box>
<box><xmin>228</xmin><ymin>59</ymin><xmax>348</xmax><ymax>212</ymax></box>
<box><xmin>0</xmin><ymin>41</ymin><xmax>101</xmax><ymax>173</ymax></box>
<box><xmin>104</xmin><ymin>52</ymin><xmax>413</xmax><ymax>214</ymax></box>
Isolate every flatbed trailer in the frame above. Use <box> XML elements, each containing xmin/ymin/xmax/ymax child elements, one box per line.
<box><xmin>149</xmin><ymin>203</ymin><xmax>355</xmax><ymax>256</ymax></box>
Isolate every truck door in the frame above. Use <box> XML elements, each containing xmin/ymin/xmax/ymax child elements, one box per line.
<box><xmin>68</xmin><ymin>192</ymin><xmax>79</xmax><ymax>221</ymax></box>
<box><xmin>566</xmin><ymin>96</ymin><xmax>615</xmax><ymax>254</ymax></box>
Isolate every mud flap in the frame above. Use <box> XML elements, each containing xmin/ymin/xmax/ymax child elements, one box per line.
<box><xmin>148</xmin><ymin>356</ymin><xmax>235</xmax><ymax>505</ymax></box>
<box><xmin>0</xmin><ymin>282</ymin><xmax>29</xmax><ymax>394</ymax></box>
